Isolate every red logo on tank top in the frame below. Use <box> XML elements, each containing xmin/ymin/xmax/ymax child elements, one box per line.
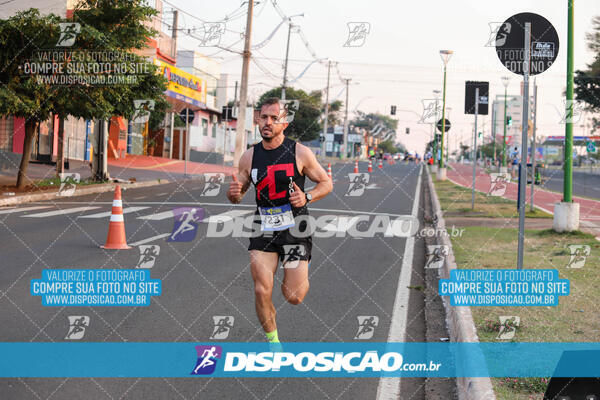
<box><xmin>256</xmin><ymin>163</ymin><xmax>294</xmax><ymax>201</ymax></box>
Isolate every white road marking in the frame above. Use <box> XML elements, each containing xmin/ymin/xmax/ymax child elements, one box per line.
<box><xmin>129</xmin><ymin>233</ymin><xmax>170</xmax><ymax>246</ymax></box>
<box><xmin>27</xmin><ymin>201</ymin><xmax>411</xmax><ymax>217</ymax></box>
<box><xmin>79</xmin><ymin>206</ymin><xmax>150</xmax><ymax>219</ymax></box>
<box><xmin>22</xmin><ymin>206</ymin><xmax>101</xmax><ymax>218</ymax></box>
<box><xmin>131</xmin><ymin>210</ymin><xmax>254</xmax><ymax>245</ymax></box>
<box><xmin>376</xmin><ymin>164</ymin><xmax>422</xmax><ymax>400</ymax></box>
<box><xmin>0</xmin><ymin>206</ymin><xmax>51</xmax><ymax>215</ymax></box>
<box><xmin>203</xmin><ymin>209</ymin><xmax>253</xmax><ymax>223</ymax></box>
<box><xmin>137</xmin><ymin>210</ymin><xmax>174</xmax><ymax>220</ymax></box>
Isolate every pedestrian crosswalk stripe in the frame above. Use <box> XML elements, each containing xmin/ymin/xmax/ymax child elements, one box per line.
<box><xmin>22</xmin><ymin>206</ymin><xmax>101</xmax><ymax>218</ymax></box>
<box><xmin>79</xmin><ymin>206</ymin><xmax>150</xmax><ymax>219</ymax></box>
<box><xmin>0</xmin><ymin>206</ymin><xmax>52</xmax><ymax>215</ymax></box>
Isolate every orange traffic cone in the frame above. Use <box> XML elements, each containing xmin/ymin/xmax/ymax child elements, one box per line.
<box><xmin>102</xmin><ymin>185</ymin><xmax>131</xmax><ymax>249</ymax></box>
<box><xmin>368</xmin><ymin>160</ymin><xmax>373</xmax><ymax>172</ymax></box>
<box><xmin>378</xmin><ymin>159</ymin><xmax>383</xmax><ymax>169</ymax></box>
<box><xmin>354</xmin><ymin>159</ymin><xmax>359</xmax><ymax>173</ymax></box>
<box><xmin>327</xmin><ymin>163</ymin><xmax>332</xmax><ymax>180</ymax></box>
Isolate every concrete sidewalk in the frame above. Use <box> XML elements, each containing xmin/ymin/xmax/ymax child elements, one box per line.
<box><xmin>446</xmin><ymin>162</ymin><xmax>600</xmax><ymax>237</ymax></box>
<box><xmin>0</xmin><ymin>154</ymin><xmax>237</xmax><ymax>187</ymax></box>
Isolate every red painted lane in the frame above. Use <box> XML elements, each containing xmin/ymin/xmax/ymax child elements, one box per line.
<box><xmin>447</xmin><ymin>163</ymin><xmax>600</xmax><ymax>222</ymax></box>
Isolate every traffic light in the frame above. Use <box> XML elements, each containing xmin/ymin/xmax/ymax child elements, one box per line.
<box><xmin>506</xmin><ymin>116</ymin><xmax>512</xmax><ymax>127</ymax></box>
<box><xmin>391</xmin><ymin>105</ymin><xmax>397</xmax><ymax>115</ymax></box>
<box><xmin>405</xmin><ymin>127</ymin><xmax>410</xmax><ymax>135</ymax></box>
<box><xmin>478</xmin><ymin>132</ymin><xmax>483</xmax><ymax>140</ymax></box>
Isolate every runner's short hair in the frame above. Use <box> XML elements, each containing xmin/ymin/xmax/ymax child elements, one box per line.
<box><xmin>260</xmin><ymin>97</ymin><xmax>287</xmax><ymax>118</ymax></box>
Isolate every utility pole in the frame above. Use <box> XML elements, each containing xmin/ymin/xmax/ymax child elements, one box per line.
<box><xmin>234</xmin><ymin>0</ymin><xmax>254</xmax><ymax>168</ymax></box>
<box><xmin>342</xmin><ymin>78</ymin><xmax>351</xmax><ymax>160</ymax></box>
<box><xmin>517</xmin><ymin>22</ymin><xmax>531</xmax><ymax>270</ymax></box>
<box><xmin>171</xmin><ymin>10</ymin><xmax>178</xmax><ymax>55</ymax></box>
<box><xmin>281</xmin><ymin>22</ymin><xmax>292</xmax><ymax>100</ymax></box>
<box><xmin>530</xmin><ymin>78</ymin><xmax>538</xmax><ymax>212</ymax></box>
<box><xmin>501</xmin><ymin>76</ymin><xmax>510</xmax><ymax>170</ymax></box>
<box><xmin>321</xmin><ymin>60</ymin><xmax>331</xmax><ymax>158</ymax></box>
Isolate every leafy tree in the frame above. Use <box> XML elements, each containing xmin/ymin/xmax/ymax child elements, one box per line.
<box><xmin>351</xmin><ymin>111</ymin><xmax>398</xmax><ymax>132</ymax></box>
<box><xmin>257</xmin><ymin>87</ymin><xmax>322</xmax><ymax>142</ymax></box>
<box><xmin>0</xmin><ymin>1</ymin><xmax>168</xmax><ymax>186</ymax></box>
<box><xmin>323</xmin><ymin>99</ymin><xmax>343</xmax><ymax>127</ymax></box>
<box><xmin>575</xmin><ymin>16</ymin><xmax>600</xmax><ymax>133</ymax></box>
<box><xmin>378</xmin><ymin>140</ymin><xmax>398</xmax><ymax>153</ymax></box>
<box><xmin>0</xmin><ymin>9</ymin><xmax>61</xmax><ymax>188</ymax></box>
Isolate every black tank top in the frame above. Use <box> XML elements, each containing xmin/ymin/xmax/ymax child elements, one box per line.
<box><xmin>251</xmin><ymin>136</ymin><xmax>306</xmax><ymax>216</ymax></box>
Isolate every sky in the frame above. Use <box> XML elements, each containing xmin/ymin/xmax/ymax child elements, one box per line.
<box><xmin>170</xmin><ymin>0</ymin><xmax>600</xmax><ymax>154</ymax></box>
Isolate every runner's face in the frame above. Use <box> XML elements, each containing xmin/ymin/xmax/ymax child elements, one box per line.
<box><xmin>259</xmin><ymin>103</ymin><xmax>288</xmax><ymax>140</ymax></box>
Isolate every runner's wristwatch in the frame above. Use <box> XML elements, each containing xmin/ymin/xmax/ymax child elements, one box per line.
<box><xmin>305</xmin><ymin>192</ymin><xmax>312</xmax><ymax>204</ymax></box>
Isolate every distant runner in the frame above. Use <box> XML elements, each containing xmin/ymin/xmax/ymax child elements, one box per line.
<box><xmin>227</xmin><ymin>97</ymin><xmax>332</xmax><ymax>346</ymax></box>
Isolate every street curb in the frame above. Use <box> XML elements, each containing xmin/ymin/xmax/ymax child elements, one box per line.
<box><xmin>425</xmin><ymin>167</ymin><xmax>496</xmax><ymax>400</ymax></box>
<box><xmin>0</xmin><ymin>179</ymin><xmax>170</xmax><ymax>207</ymax></box>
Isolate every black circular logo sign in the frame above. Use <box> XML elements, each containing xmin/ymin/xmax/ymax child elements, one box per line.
<box><xmin>436</xmin><ymin>118</ymin><xmax>451</xmax><ymax>133</ymax></box>
<box><xmin>495</xmin><ymin>12</ymin><xmax>559</xmax><ymax>76</ymax></box>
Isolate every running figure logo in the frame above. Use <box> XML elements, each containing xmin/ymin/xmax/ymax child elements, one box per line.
<box><xmin>343</xmin><ymin>22</ymin><xmax>370</xmax><ymax>47</ymax></box>
<box><xmin>488</xmin><ymin>173</ymin><xmax>510</xmax><ymax>197</ymax></box>
<box><xmin>346</xmin><ymin>173</ymin><xmax>370</xmax><ymax>197</ymax></box>
<box><xmin>201</xmin><ymin>173</ymin><xmax>225</xmax><ymax>196</ymax></box>
<box><xmin>56</xmin><ymin>22</ymin><xmax>80</xmax><ymax>47</ymax></box>
<box><xmin>418</xmin><ymin>99</ymin><xmax>442</xmax><ymax>124</ymax></box>
<box><xmin>485</xmin><ymin>22</ymin><xmax>511</xmax><ymax>47</ymax></box>
<box><xmin>65</xmin><ymin>316</ymin><xmax>89</xmax><ymax>340</ymax></box>
<box><xmin>281</xmin><ymin>244</ymin><xmax>306</xmax><ymax>269</ymax></box>
<box><xmin>425</xmin><ymin>245</ymin><xmax>448</xmax><ymax>269</ymax></box>
<box><xmin>558</xmin><ymin>99</ymin><xmax>585</xmax><ymax>124</ymax></box>
<box><xmin>58</xmin><ymin>173</ymin><xmax>80</xmax><ymax>197</ymax></box>
<box><xmin>210</xmin><ymin>316</ymin><xmax>234</xmax><ymax>339</ymax></box>
<box><xmin>354</xmin><ymin>316</ymin><xmax>379</xmax><ymax>339</ymax></box>
<box><xmin>132</xmin><ymin>100</ymin><xmax>155</xmax><ymax>124</ymax></box>
<box><xmin>191</xmin><ymin>345</ymin><xmax>222</xmax><ymax>375</ymax></box>
<box><xmin>496</xmin><ymin>316</ymin><xmax>520</xmax><ymax>340</ymax></box>
<box><xmin>566</xmin><ymin>244</ymin><xmax>590</xmax><ymax>269</ymax></box>
<box><xmin>198</xmin><ymin>22</ymin><xmax>226</xmax><ymax>47</ymax></box>
<box><xmin>137</xmin><ymin>245</ymin><xmax>160</xmax><ymax>268</ymax></box>
<box><xmin>168</xmin><ymin>207</ymin><xmax>204</xmax><ymax>242</ymax></box>
<box><xmin>277</xmin><ymin>100</ymin><xmax>300</xmax><ymax>124</ymax></box>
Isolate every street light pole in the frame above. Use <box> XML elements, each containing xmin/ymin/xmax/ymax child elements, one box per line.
<box><xmin>321</xmin><ymin>60</ymin><xmax>331</xmax><ymax>158</ymax></box>
<box><xmin>432</xmin><ymin>90</ymin><xmax>441</xmax><ymax>172</ymax></box>
<box><xmin>438</xmin><ymin>50</ymin><xmax>453</xmax><ymax>180</ymax></box>
<box><xmin>342</xmin><ymin>78</ymin><xmax>351</xmax><ymax>159</ymax></box>
<box><xmin>501</xmin><ymin>76</ymin><xmax>510</xmax><ymax>171</ymax></box>
<box><xmin>553</xmin><ymin>0</ymin><xmax>580</xmax><ymax>233</ymax></box>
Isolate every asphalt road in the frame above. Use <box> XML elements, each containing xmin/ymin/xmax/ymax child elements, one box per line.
<box><xmin>540</xmin><ymin>167</ymin><xmax>600</xmax><ymax>200</ymax></box>
<box><xmin>0</xmin><ymin>161</ymin><xmax>436</xmax><ymax>400</ymax></box>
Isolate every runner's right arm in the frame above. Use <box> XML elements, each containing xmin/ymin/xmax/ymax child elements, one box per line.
<box><xmin>227</xmin><ymin>148</ymin><xmax>253</xmax><ymax>204</ymax></box>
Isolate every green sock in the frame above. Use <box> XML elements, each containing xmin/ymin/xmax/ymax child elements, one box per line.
<box><xmin>266</xmin><ymin>329</ymin><xmax>279</xmax><ymax>343</ymax></box>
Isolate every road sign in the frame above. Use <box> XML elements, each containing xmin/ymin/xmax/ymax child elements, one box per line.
<box><xmin>464</xmin><ymin>81</ymin><xmax>489</xmax><ymax>115</ymax></box>
<box><xmin>179</xmin><ymin>108</ymin><xmax>195</xmax><ymax>124</ymax></box>
<box><xmin>587</xmin><ymin>142</ymin><xmax>597</xmax><ymax>154</ymax></box>
<box><xmin>391</xmin><ymin>105</ymin><xmax>397</xmax><ymax>115</ymax></box>
<box><xmin>495</xmin><ymin>12</ymin><xmax>559</xmax><ymax>76</ymax></box>
<box><xmin>436</xmin><ymin>118</ymin><xmax>451</xmax><ymax>133</ymax></box>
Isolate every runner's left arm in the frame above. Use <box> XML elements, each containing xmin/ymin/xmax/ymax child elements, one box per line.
<box><xmin>297</xmin><ymin>144</ymin><xmax>333</xmax><ymax>203</ymax></box>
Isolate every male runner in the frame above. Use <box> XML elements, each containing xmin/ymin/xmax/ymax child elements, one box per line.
<box><xmin>226</xmin><ymin>97</ymin><xmax>332</xmax><ymax>344</ymax></box>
